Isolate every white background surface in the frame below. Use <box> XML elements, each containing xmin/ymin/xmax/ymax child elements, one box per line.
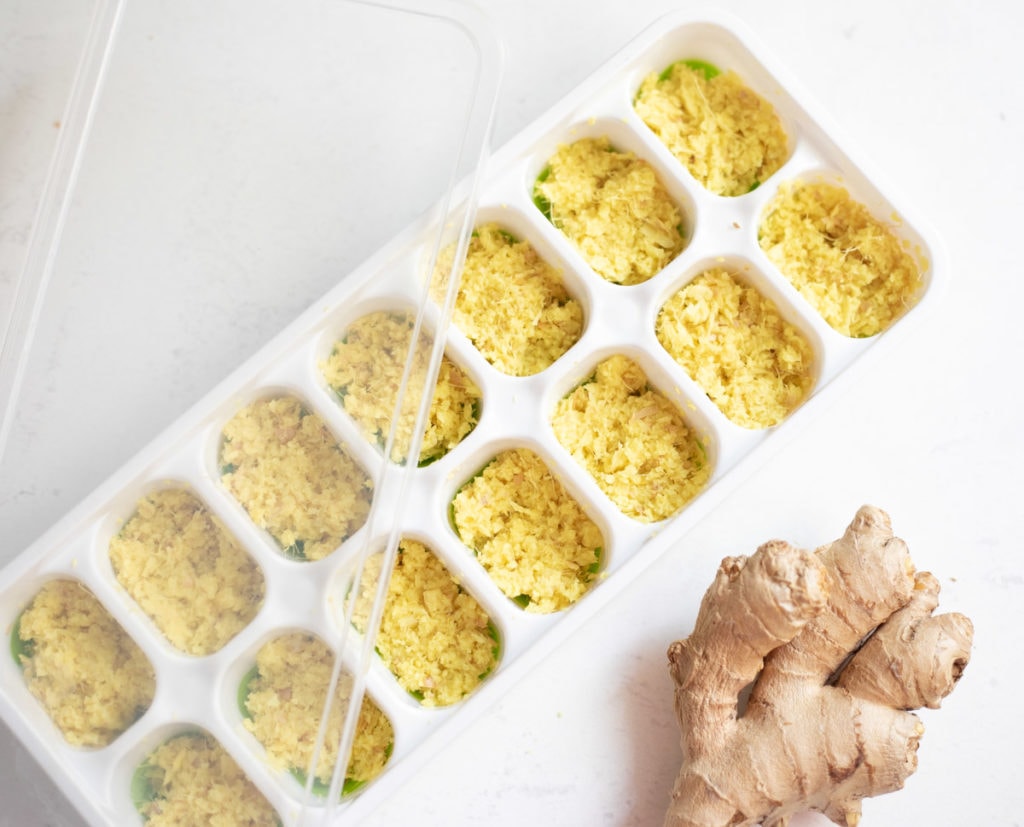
<box><xmin>1</xmin><ymin>1</ymin><xmax>1021</xmax><ymax>826</ymax></box>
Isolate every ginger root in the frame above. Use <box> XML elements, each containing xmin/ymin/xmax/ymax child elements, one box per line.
<box><xmin>665</xmin><ymin>505</ymin><xmax>972</xmax><ymax>827</ymax></box>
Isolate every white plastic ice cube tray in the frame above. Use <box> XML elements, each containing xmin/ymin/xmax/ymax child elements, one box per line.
<box><xmin>0</xmin><ymin>10</ymin><xmax>946</xmax><ymax>826</ymax></box>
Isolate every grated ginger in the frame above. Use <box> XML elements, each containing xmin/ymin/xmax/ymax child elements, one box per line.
<box><xmin>635</xmin><ymin>61</ymin><xmax>788</xmax><ymax>196</ymax></box>
<box><xmin>551</xmin><ymin>355</ymin><xmax>710</xmax><ymax>522</ymax></box>
<box><xmin>16</xmin><ymin>579</ymin><xmax>155</xmax><ymax>747</ymax></box>
<box><xmin>758</xmin><ymin>181</ymin><xmax>922</xmax><ymax>337</ymax></box>
<box><xmin>534</xmin><ymin>136</ymin><xmax>685</xmax><ymax>285</ymax></box>
<box><xmin>220</xmin><ymin>396</ymin><xmax>372</xmax><ymax>561</ymax></box>
<box><xmin>135</xmin><ymin>732</ymin><xmax>279</xmax><ymax>826</ymax></box>
<box><xmin>656</xmin><ymin>268</ymin><xmax>815</xmax><ymax>429</ymax></box>
<box><xmin>321</xmin><ymin>311</ymin><xmax>480</xmax><ymax>464</ymax></box>
<box><xmin>433</xmin><ymin>223</ymin><xmax>584</xmax><ymax>376</ymax></box>
<box><xmin>450</xmin><ymin>448</ymin><xmax>604</xmax><ymax>613</ymax></box>
<box><xmin>242</xmin><ymin>632</ymin><xmax>393</xmax><ymax>790</ymax></box>
<box><xmin>350</xmin><ymin>539</ymin><xmax>499</xmax><ymax>706</ymax></box>
<box><xmin>108</xmin><ymin>488</ymin><xmax>265</xmax><ymax>655</ymax></box>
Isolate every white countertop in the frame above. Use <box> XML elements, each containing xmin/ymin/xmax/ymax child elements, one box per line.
<box><xmin>1</xmin><ymin>1</ymin><xmax>1021</xmax><ymax>825</ymax></box>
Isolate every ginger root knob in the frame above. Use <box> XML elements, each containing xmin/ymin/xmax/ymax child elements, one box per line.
<box><xmin>664</xmin><ymin>505</ymin><xmax>972</xmax><ymax>827</ymax></box>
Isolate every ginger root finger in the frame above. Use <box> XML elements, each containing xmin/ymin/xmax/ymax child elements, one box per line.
<box><xmin>755</xmin><ymin>505</ymin><xmax>915</xmax><ymax>689</ymax></box>
<box><xmin>669</xmin><ymin>541</ymin><xmax>829</xmax><ymax>743</ymax></box>
<box><xmin>836</xmin><ymin>571</ymin><xmax>974</xmax><ymax>710</ymax></box>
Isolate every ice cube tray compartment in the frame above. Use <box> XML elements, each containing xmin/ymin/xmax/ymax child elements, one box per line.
<box><xmin>0</xmin><ymin>11</ymin><xmax>946</xmax><ymax>826</ymax></box>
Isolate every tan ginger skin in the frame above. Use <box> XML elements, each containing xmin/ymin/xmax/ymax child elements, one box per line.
<box><xmin>665</xmin><ymin>505</ymin><xmax>973</xmax><ymax>827</ymax></box>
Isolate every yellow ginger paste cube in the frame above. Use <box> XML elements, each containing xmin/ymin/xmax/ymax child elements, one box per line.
<box><xmin>758</xmin><ymin>181</ymin><xmax>922</xmax><ymax>337</ymax></box>
<box><xmin>656</xmin><ymin>268</ymin><xmax>815</xmax><ymax>428</ymax></box>
<box><xmin>16</xmin><ymin>579</ymin><xmax>155</xmax><ymax>747</ymax></box>
<box><xmin>134</xmin><ymin>732</ymin><xmax>279</xmax><ymax>826</ymax></box>
<box><xmin>109</xmin><ymin>488</ymin><xmax>265</xmax><ymax>655</ymax></box>
<box><xmin>635</xmin><ymin>60</ymin><xmax>788</xmax><ymax>196</ymax></box>
<box><xmin>241</xmin><ymin>632</ymin><xmax>393</xmax><ymax>792</ymax></box>
<box><xmin>351</xmin><ymin>539</ymin><xmax>499</xmax><ymax>706</ymax></box>
<box><xmin>551</xmin><ymin>355</ymin><xmax>710</xmax><ymax>521</ymax></box>
<box><xmin>450</xmin><ymin>448</ymin><xmax>603</xmax><ymax>613</ymax></box>
<box><xmin>533</xmin><ymin>136</ymin><xmax>685</xmax><ymax>285</ymax></box>
<box><xmin>220</xmin><ymin>396</ymin><xmax>371</xmax><ymax>561</ymax></box>
<box><xmin>321</xmin><ymin>311</ymin><xmax>479</xmax><ymax>464</ymax></box>
<box><xmin>433</xmin><ymin>223</ymin><xmax>583</xmax><ymax>376</ymax></box>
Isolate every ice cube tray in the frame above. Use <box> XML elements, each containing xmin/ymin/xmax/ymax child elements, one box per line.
<box><xmin>0</xmin><ymin>9</ymin><xmax>946</xmax><ymax>826</ymax></box>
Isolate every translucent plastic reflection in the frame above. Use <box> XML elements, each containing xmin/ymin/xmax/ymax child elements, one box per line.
<box><xmin>0</xmin><ymin>0</ymin><xmax>494</xmax><ymax>543</ymax></box>
<box><xmin>305</xmin><ymin>0</ymin><xmax>502</xmax><ymax>815</ymax></box>
<box><xmin>0</xmin><ymin>1</ymin><xmax>502</xmax><ymax>825</ymax></box>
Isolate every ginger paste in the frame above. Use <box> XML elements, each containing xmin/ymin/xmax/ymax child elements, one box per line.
<box><xmin>433</xmin><ymin>223</ymin><xmax>583</xmax><ymax>376</ymax></box>
<box><xmin>551</xmin><ymin>355</ymin><xmax>710</xmax><ymax>521</ymax></box>
<box><xmin>220</xmin><ymin>396</ymin><xmax>372</xmax><ymax>561</ymax></box>
<box><xmin>321</xmin><ymin>311</ymin><xmax>480</xmax><ymax>465</ymax></box>
<box><xmin>533</xmin><ymin>136</ymin><xmax>685</xmax><ymax>285</ymax></box>
<box><xmin>635</xmin><ymin>60</ymin><xmax>788</xmax><ymax>196</ymax></box>
<box><xmin>108</xmin><ymin>488</ymin><xmax>265</xmax><ymax>655</ymax></box>
<box><xmin>16</xmin><ymin>579</ymin><xmax>155</xmax><ymax>747</ymax></box>
<box><xmin>758</xmin><ymin>181</ymin><xmax>922</xmax><ymax>337</ymax></box>
<box><xmin>450</xmin><ymin>448</ymin><xmax>603</xmax><ymax>613</ymax></box>
<box><xmin>241</xmin><ymin>632</ymin><xmax>393</xmax><ymax>792</ymax></box>
<box><xmin>350</xmin><ymin>539</ymin><xmax>499</xmax><ymax>706</ymax></box>
<box><xmin>134</xmin><ymin>732</ymin><xmax>279</xmax><ymax>826</ymax></box>
<box><xmin>656</xmin><ymin>268</ymin><xmax>815</xmax><ymax>429</ymax></box>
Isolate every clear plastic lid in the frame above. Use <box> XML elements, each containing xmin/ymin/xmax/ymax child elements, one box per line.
<box><xmin>0</xmin><ymin>1</ymin><xmax>501</xmax><ymax>823</ymax></box>
<box><xmin>0</xmin><ymin>0</ymin><xmax>501</xmax><ymax>531</ymax></box>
